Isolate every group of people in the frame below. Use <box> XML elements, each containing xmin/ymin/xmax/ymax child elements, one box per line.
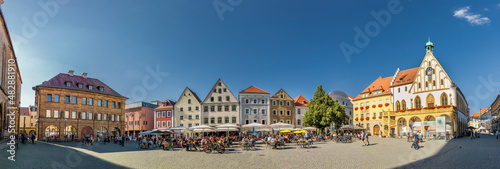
<box><xmin>20</xmin><ymin>133</ymin><xmax>36</xmax><ymax>144</ymax></box>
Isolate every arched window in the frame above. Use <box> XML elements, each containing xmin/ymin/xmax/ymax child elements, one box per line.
<box><xmin>426</xmin><ymin>94</ymin><xmax>435</xmax><ymax>107</ymax></box>
<box><xmin>401</xmin><ymin>100</ymin><xmax>406</xmax><ymax>110</ymax></box>
<box><xmin>415</xmin><ymin>96</ymin><xmax>421</xmax><ymax>109</ymax></box>
<box><xmin>396</xmin><ymin>101</ymin><xmax>401</xmax><ymax>111</ymax></box>
<box><xmin>440</xmin><ymin>93</ymin><xmax>448</xmax><ymax>106</ymax></box>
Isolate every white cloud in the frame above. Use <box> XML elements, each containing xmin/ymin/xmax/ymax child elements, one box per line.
<box><xmin>454</xmin><ymin>6</ymin><xmax>490</xmax><ymax>26</ymax></box>
<box><xmin>484</xmin><ymin>8</ymin><xmax>489</xmax><ymax>11</ymax></box>
<box><xmin>498</xmin><ymin>3</ymin><xmax>500</xmax><ymax>7</ymax></box>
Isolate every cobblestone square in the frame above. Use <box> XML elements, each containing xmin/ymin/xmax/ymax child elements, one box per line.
<box><xmin>2</xmin><ymin>134</ymin><xmax>500</xmax><ymax>168</ymax></box>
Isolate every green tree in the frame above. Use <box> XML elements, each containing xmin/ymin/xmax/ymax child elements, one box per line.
<box><xmin>303</xmin><ymin>85</ymin><xmax>349</xmax><ymax>133</ymax></box>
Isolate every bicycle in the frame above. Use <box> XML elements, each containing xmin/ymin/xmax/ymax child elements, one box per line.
<box><xmin>411</xmin><ymin>142</ymin><xmax>419</xmax><ymax>150</ymax></box>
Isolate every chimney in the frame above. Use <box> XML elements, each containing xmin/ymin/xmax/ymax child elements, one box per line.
<box><xmin>81</xmin><ymin>72</ymin><xmax>88</xmax><ymax>78</ymax></box>
<box><xmin>68</xmin><ymin>70</ymin><xmax>74</xmax><ymax>76</ymax></box>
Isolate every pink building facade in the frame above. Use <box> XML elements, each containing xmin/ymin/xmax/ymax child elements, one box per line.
<box><xmin>125</xmin><ymin>101</ymin><xmax>159</xmax><ymax>136</ymax></box>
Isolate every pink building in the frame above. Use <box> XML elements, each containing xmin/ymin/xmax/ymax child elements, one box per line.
<box><xmin>125</xmin><ymin>101</ymin><xmax>159</xmax><ymax>136</ymax></box>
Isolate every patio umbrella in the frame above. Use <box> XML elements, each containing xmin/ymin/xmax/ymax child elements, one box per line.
<box><xmin>467</xmin><ymin>126</ymin><xmax>476</xmax><ymax>130</ymax></box>
<box><xmin>139</xmin><ymin>130</ymin><xmax>153</xmax><ymax>135</ymax></box>
<box><xmin>190</xmin><ymin>125</ymin><xmax>214</xmax><ymax>137</ymax></box>
<box><xmin>293</xmin><ymin>130</ymin><xmax>306</xmax><ymax>134</ymax></box>
<box><xmin>304</xmin><ymin>127</ymin><xmax>317</xmax><ymax>131</ymax></box>
<box><xmin>216</xmin><ymin>123</ymin><xmax>240</xmax><ymax>137</ymax></box>
<box><xmin>270</xmin><ymin>122</ymin><xmax>293</xmax><ymax>133</ymax></box>
<box><xmin>280</xmin><ymin>130</ymin><xmax>291</xmax><ymax>133</ymax></box>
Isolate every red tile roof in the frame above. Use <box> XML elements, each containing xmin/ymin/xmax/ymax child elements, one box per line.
<box><xmin>20</xmin><ymin>107</ymin><xmax>29</xmax><ymax>116</ymax></box>
<box><xmin>239</xmin><ymin>85</ymin><xmax>269</xmax><ymax>94</ymax></box>
<box><xmin>33</xmin><ymin>73</ymin><xmax>126</xmax><ymax>98</ymax></box>
<box><xmin>294</xmin><ymin>95</ymin><xmax>309</xmax><ymax>107</ymax></box>
<box><xmin>348</xmin><ymin>96</ymin><xmax>355</xmax><ymax>100</ymax></box>
<box><xmin>472</xmin><ymin>113</ymin><xmax>480</xmax><ymax>117</ymax></box>
<box><xmin>156</xmin><ymin>99</ymin><xmax>175</xmax><ymax>109</ymax></box>
<box><xmin>353</xmin><ymin>76</ymin><xmax>393</xmax><ymax>100</ymax></box>
<box><xmin>480</xmin><ymin>108</ymin><xmax>487</xmax><ymax>115</ymax></box>
<box><xmin>392</xmin><ymin>67</ymin><xmax>419</xmax><ymax>86</ymax></box>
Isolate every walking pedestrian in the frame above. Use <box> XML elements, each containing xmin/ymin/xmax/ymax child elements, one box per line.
<box><xmin>496</xmin><ymin>130</ymin><xmax>499</xmax><ymax>142</ymax></box>
<box><xmin>31</xmin><ymin>134</ymin><xmax>35</xmax><ymax>144</ymax></box>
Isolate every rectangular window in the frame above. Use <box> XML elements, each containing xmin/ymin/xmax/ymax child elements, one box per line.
<box><xmin>217</xmin><ymin>106</ymin><xmax>222</xmax><ymax>111</ymax></box>
<box><xmin>162</xmin><ymin>111</ymin><xmax>166</xmax><ymax>117</ymax></box>
<box><xmin>180</xmin><ymin>107</ymin><xmax>184</xmax><ymax>112</ymax></box>
<box><xmin>180</xmin><ymin>116</ymin><xmax>184</xmax><ymax>120</ymax></box>
<box><xmin>65</xmin><ymin>111</ymin><xmax>69</xmax><ymax>119</ymax></box>
<box><xmin>72</xmin><ymin>96</ymin><xmax>77</xmax><ymax>104</ymax></box>
<box><xmin>195</xmin><ymin>106</ymin><xmax>199</xmax><ymax>111</ymax></box>
<box><xmin>104</xmin><ymin>114</ymin><xmax>107</xmax><ymax>121</ymax></box>
<box><xmin>157</xmin><ymin>122</ymin><xmax>161</xmax><ymax>127</ymax></box>
<box><xmin>195</xmin><ymin>123</ymin><xmax>200</xmax><ymax>126</ymax></box>
<box><xmin>104</xmin><ymin>100</ymin><xmax>108</xmax><ymax>107</ymax></box>
<box><xmin>204</xmin><ymin>106</ymin><xmax>209</xmax><ymax>112</ymax></box>
<box><xmin>232</xmin><ymin>117</ymin><xmax>237</xmax><ymax>123</ymax></box>
<box><xmin>226</xmin><ymin>96</ymin><xmax>230</xmax><ymax>101</ymax></box>
<box><xmin>188</xmin><ymin>115</ymin><xmax>192</xmax><ymax>120</ymax></box>
<box><xmin>211</xmin><ymin>106</ymin><xmax>215</xmax><ymax>112</ymax></box>
<box><xmin>157</xmin><ymin>112</ymin><xmax>161</xmax><ymax>117</ymax></box>
<box><xmin>112</xmin><ymin>102</ymin><xmax>116</xmax><ymax>108</ymax></box>
<box><xmin>287</xmin><ymin>110</ymin><xmax>290</xmax><ymax>116</ymax></box>
<box><xmin>273</xmin><ymin>110</ymin><xmax>277</xmax><ymax>115</ymax></box>
<box><xmin>82</xmin><ymin>112</ymin><xmax>86</xmax><ymax>120</ymax></box>
<box><xmin>385</xmin><ymin>99</ymin><xmax>389</xmax><ymax>103</ymax></box>
<box><xmin>188</xmin><ymin>123</ymin><xmax>193</xmax><ymax>127</ymax></box>
<box><xmin>54</xmin><ymin>110</ymin><xmax>59</xmax><ymax>118</ymax></box>
<box><xmin>54</xmin><ymin>95</ymin><xmax>59</xmax><ymax>102</ymax></box>
<box><xmin>167</xmin><ymin>111</ymin><xmax>171</xmax><ymax>117</ymax></box>
<box><xmin>72</xmin><ymin>111</ymin><xmax>76</xmax><ymax>119</ymax></box>
<box><xmin>224</xmin><ymin>106</ymin><xmax>229</xmax><ymax>111</ymax></box>
<box><xmin>225</xmin><ymin>117</ymin><xmax>229</xmax><ymax>123</ymax></box>
<box><xmin>253</xmin><ymin>99</ymin><xmax>257</xmax><ymax>104</ymax></box>
<box><xmin>47</xmin><ymin>94</ymin><xmax>52</xmax><ymax>102</ymax></box>
<box><xmin>262</xmin><ymin>99</ymin><xmax>265</xmax><ymax>104</ymax></box>
<box><xmin>65</xmin><ymin>96</ymin><xmax>70</xmax><ymax>103</ymax></box>
<box><xmin>89</xmin><ymin>98</ymin><xmax>93</xmax><ymax>105</ymax></box>
<box><xmin>46</xmin><ymin>110</ymin><xmax>51</xmax><ymax>118</ymax></box>
<box><xmin>379</xmin><ymin>100</ymin><xmax>382</xmax><ymax>104</ymax></box>
<box><xmin>210</xmin><ymin>118</ymin><xmax>215</xmax><ymax>124</ymax></box>
<box><xmin>372</xmin><ymin>101</ymin><xmax>376</xmax><ymax>105</ymax></box>
<box><xmin>245</xmin><ymin>119</ymin><xmax>249</xmax><ymax>124</ymax></box>
<box><xmin>287</xmin><ymin>101</ymin><xmax>290</xmax><ymax>106</ymax></box>
<box><xmin>261</xmin><ymin>109</ymin><xmax>265</xmax><ymax>114</ymax></box>
<box><xmin>162</xmin><ymin>121</ymin><xmax>166</xmax><ymax>127</ymax></box>
<box><xmin>188</xmin><ymin>107</ymin><xmax>192</xmax><ymax>111</ymax></box>
<box><xmin>254</xmin><ymin>109</ymin><xmax>257</xmax><ymax>114</ymax></box>
<box><xmin>89</xmin><ymin>113</ymin><xmax>92</xmax><ymax>120</ymax></box>
<box><xmin>117</xmin><ymin>115</ymin><xmax>120</xmax><ymax>122</ymax></box>
<box><xmin>280</xmin><ymin>101</ymin><xmax>283</xmax><ymax>106</ymax></box>
<box><xmin>195</xmin><ymin>115</ymin><xmax>200</xmax><ymax>119</ymax></box>
<box><xmin>167</xmin><ymin>121</ymin><xmax>171</xmax><ymax>127</ymax></box>
<box><xmin>217</xmin><ymin>117</ymin><xmax>222</xmax><ymax>123</ymax></box>
<box><xmin>262</xmin><ymin>120</ymin><xmax>266</xmax><ymax>125</ymax></box>
<box><xmin>204</xmin><ymin>118</ymin><xmax>209</xmax><ymax>124</ymax></box>
<box><xmin>232</xmin><ymin>105</ymin><xmax>236</xmax><ymax>111</ymax></box>
<box><xmin>118</xmin><ymin>102</ymin><xmax>121</xmax><ymax>109</ymax></box>
<box><xmin>246</xmin><ymin>109</ymin><xmax>249</xmax><ymax>114</ymax></box>
<box><xmin>98</xmin><ymin>100</ymin><xmax>102</xmax><ymax>106</ymax></box>
<box><xmin>82</xmin><ymin>98</ymin><xmax>87</xmax><ymax>105</ymax></box>
<box><xmin>273</xmin><ymin>101</ymin><xmax>276</xmax><ymax>105</ymax></box>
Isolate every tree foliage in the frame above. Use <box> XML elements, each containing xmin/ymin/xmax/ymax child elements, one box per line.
<box><xmin>303</xmin><ymin>85</ymin><xmax>349</xmax><ymax>132</ymax></box>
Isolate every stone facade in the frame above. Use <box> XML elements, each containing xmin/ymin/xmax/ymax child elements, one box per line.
<box><xmin>202</xmin><ymin>79</ymin><xmax>239</xmax><ymax>126</ymax></box>
<box><xmin>174</xmin><ymin>87</ymin><xmax>202</xmax><ymax>127</ymax></box>
<box><xmin>34</xmin><ymin>71</ymin><xmax>127</xmax><ymax>140</ymax></box>
<box><xmin>0</xmin><ymin>8</ymin><xmax>22</xmax><ymax>140</ymax></box>
<box><xmin>270</xmin><ymin>89</ymin><xmax>295</xmax><ymax>124</ymax></box>
<box><xmin>239</xmin><ymin>86</ymin><xmax>270</xmax><ymax>125</ymax></box>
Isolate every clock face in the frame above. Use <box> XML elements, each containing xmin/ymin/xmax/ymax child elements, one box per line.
<box><xmin>426</xmin><ymin>67</ymin><xmax>433</xmax><ymax>75</ymax></box>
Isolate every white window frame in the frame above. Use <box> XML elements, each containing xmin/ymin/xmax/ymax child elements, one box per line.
<box><xmin>82</xmin><ymin>112</ymin><xmax>86</xmax><ymax>120</ymax></box>
<box><xmin>46</xmin><ymin>110</ymin><xmax>51</xmax><ymax>118</ymax></box>
<box><xmin>88</xmin><ymin>112</ymin><xmax>92</xmax><ymax>120</ymax></box>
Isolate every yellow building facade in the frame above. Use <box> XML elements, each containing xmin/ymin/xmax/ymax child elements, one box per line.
<box><xmin>353</xmin><ymin>76</ymin><xmax>393</xmax><ymax>135</ymax></box>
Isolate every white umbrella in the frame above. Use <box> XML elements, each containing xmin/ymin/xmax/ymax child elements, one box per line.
<box><xmin>270</xmin><ymin>122</ymin><xmax>293</xmax><ymax>134</ymax></box>
<box><xmin>242</xmin><ymin>123</ymin><xmax>265</xmax><ymax>128</ymax></box>
<box><xmin>216</xmin><ymin>128</ymin><xmax>239</xmax><ymax>132</ymax></box>
<box><xmin>216</xmin><ymin>123</ymin><xmax>240</xmax><ymax>137</ymax></box>
<box><xmin>192</xmin><ymin>129</ymin><xmax>215</xmax><ymax>133</ymax></box>
<box><xmin>190</xmin><ymin>125</ymin><xmax>214</xmax><ymax>137</ymax></box>
<box><xmin>304</xmin><ymin>127</ymin><xmax>317</xmax><ymax>130</ymax></box>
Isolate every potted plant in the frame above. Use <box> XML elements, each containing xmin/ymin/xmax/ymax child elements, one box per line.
<box><xmin>360</xmin><ymin>118</ymin><xmax>364</xmax><ymax>121</ymax></box>
<box><xmin>355</xmin><ymin>107</ymin><xmax>358</xmax><ymax>110</ymax></box>
<box><xmin>378</xmin><ymin>116</ymin><xmax>382</xmax><ymax>119</ymax></box>
<box><xmin>365</xmin><ymin>106</ymin><xmax>369</xmax><ymax>109</ymax></box>
<box><xmin>378</xmin><ymin>104</ymin><xmax>383</xmax><ymax>107</ymax></box>
<box><xmin>360</xmin><ymin>107</ymin><xmax>364</xmax><ymax>110</ymax></box>
<box><xmin>372</xmin><ymin>116</ymin><xmax>376</xmax><ymax>120</ymax></box>
<box><xmin>365</xmin><ymin>117</ymin><xmax>369</xmax><ymax>121</ymax></box>
<box><xmin>385</xmin><ymin>103</ymin><xmax>390</xmax><ymax>107</ymax></box>
<box><xmin>355</xmin><ymin>118</ymin><xmax>359</xmax><ymax>121</ymax></box>
<box><xmin>372</xmin><ymin>105</ymin><xmax>376</xmax><ymax>108</ymax></box>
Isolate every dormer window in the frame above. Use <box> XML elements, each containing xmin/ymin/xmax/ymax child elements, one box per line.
<box><xmin>77</xmin><ymin>83</ymin><xmax>83</xmax><ymax>89</ymax></box>
<box><xmin>98</xmin><ymin>86</ymin><xmax>104</xmax><ymax>91</ymax></box>
<box><xmin>88</xmin><ymin>85</ymin><xmax>93</xmax><ymax>90</ymax></box>
<box><xmin>65</xmin><ymin>82</ymin><xmax>71</xmax><ymax>87</ymax></box>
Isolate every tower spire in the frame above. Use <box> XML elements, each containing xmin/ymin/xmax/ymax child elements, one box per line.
<box><xmin>425</xmin><ymin>37</ymin><xmax>434</xmax><ymax>53</ymax></box>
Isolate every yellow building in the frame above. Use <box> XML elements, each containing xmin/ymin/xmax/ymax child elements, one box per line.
<box><xmin>19</xmin><ymin>106</ymin><xmax>37</xmax><ymax>136</ymax></box>
<box><xmin>352</xmin><ymin>76</ymin><xmax>393</xmax><ymax>136</ymax></box>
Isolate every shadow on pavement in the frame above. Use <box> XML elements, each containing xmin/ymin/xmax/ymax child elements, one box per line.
<box><xmin>0</xmin><ymin>141</ymin><xmax>127</xmax><ymax>169</ymax></box>
<box><xmin>396</xmin><ymin>133</ymin><xmax>500</xmax><ymax>169</ymax></box>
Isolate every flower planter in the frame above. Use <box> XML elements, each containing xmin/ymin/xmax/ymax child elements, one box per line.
<box><xmin>372</xmin><ymin>105</ymin><xmax>376</xmax><ymax>108</ymax></box>
<box><xmin>360</xmin><ymin>118</ymin><xmax>364</xmax><ymax>121</ymax></box>
<box><xmin>385</xmin><ymin>103</ymin><xmax>390</xmax><ymax>107</ymax></box>
<box><xmin>360</xmin><ymin>107</ymin><xmax>364</xmax><ymax>110</ymax></box>
<box><xmin>355</xmin><ymin>107</ymin><xmax>358</xmax><ymax>111</ymax></box>
<box><xmin>365</xmin><ymin>106</ymin><xmax>369</xmax><ymax>109</ymax></box>
<box><xmin>355</xmin><ymin>118</ymin><xmax>359</xmax><ymax>121</ymax></box>
<box><xmin>378</xmin><ymin>104</ymin><xmax>383</xmax><ymax>107</ymax></box>
<box><xmin>365</xmin><ymin>117</ymin><xmax>369</xmax><ymax>121</ymax></box>
<box><xmin>378</xmin><ymin>116</ymin><xmax>382</xmax><ymax>119</ymax></box>
<box><xmin>372</xmin><ymin>117</ymin><xmax>376</xmax><ymax>120</ymax></box>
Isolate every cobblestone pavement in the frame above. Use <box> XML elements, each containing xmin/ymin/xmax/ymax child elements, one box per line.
<box><xmin>1</xmin><ymin>134</ymin><xmax>500</xmax><ymax>168</ymax></box>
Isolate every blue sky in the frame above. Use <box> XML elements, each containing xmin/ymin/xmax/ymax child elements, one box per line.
<box><xmin>3</xmin><ymin>0</ymin><xmax>500</xmax><ymax>115</ymax></box>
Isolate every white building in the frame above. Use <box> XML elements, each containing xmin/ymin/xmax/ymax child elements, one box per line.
<box><xmin>239</xmin><ymin>86</ymin><xmax>270</xmax><ymax>125</ymax></box>
<box><xmin>328</xmin><ymin>90</ymin><xmax>353</xmax><ymax>125</ymax></box>
<box><xmin>201</xmin><ymin>79</ymin><xmax>239</xmax><ymax>126</ymax></box>
<box><xmin>294</xmin><ymin>95</ymin><xmax>309</xmax><ymax>128</ymax></box>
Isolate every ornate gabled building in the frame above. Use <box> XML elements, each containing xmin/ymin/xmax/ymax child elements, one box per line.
<box><xmin>270</xmin><ymin>89</ymin><xmax>295</xmax><ymax>124</ymax></box>
<box><xmin>387</xmin><ymin>40</ymin><xmax>469</xmax><ymax>138</ymax></box>
<box><xmin>239</xmin><ymin>86</ymin><xmax>270</xmax><ymax>125</ymax></box>
<box><xmin>174</xmin><ymin>87</ymin><xmax>202</xmax><ymax>127</ymax></box>
<box><xmin>33</xmin><ymin>71</ymin><xmax>127</xmax><ymax>140</ymax></box>
<box><xmin>293</xmin><ymin>95</ymin><xmax>309</xmax><ymax>128</ymax></box>
<box><xmin>202</xmin><ymin>79</ymin><xmax>239</xmax><ymax>126</ymax></box>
